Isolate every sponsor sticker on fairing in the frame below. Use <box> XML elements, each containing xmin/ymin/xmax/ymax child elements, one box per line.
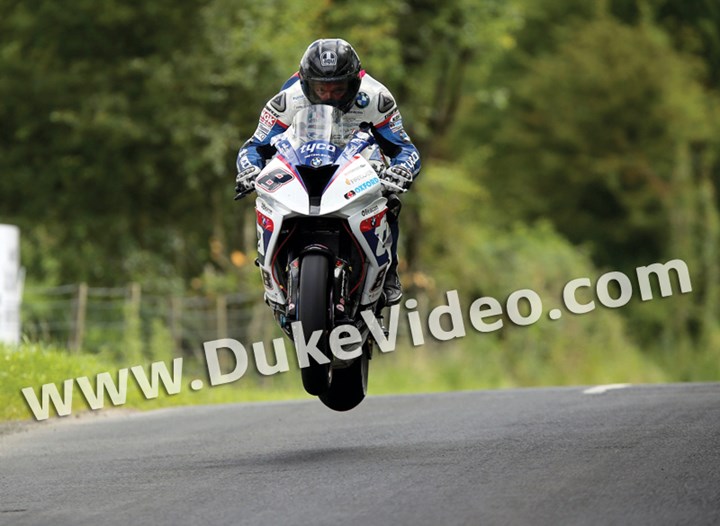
<box><xmin>258</xmin><ymin>199</ymin><xmax>273</xmax><ymax>214</ymax></box>
<box><xmin>361</xmin><ymin>204</ymin><xmax>380</xmax><ymax>216</ymax></box>
<box><xmin>343</xmin><ymin>177</ymin><xmax>380</xmax><ymax>199</ymax></box>
<box><xmin>299</xmin><ymin>140</ymin><xmax>336</xmax><ymax>167</ymax></box>
<box><xmin>256</xmin><ymin>210</ymin><xmax>274</xmax><ymax>232</ymax></box>
<box><xmin>360</xmin><ymin>209</ymin><xmax>387</xmax><ymax>232</ymax></box>
<box><xmin>345</xmin><ymin>172</ymin><xmax>372</xmax><ymax>185</ymax></box>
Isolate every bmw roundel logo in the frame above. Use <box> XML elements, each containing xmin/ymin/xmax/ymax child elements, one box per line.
<box><xmin>355</xmin><ymin>92</ymin><xmax>370</xmax><ymax>108</ymax></box>
<box><xmin>311</xmin><ymin>157</ymin><xmax>322</xmax><ymax>167</ymax></box>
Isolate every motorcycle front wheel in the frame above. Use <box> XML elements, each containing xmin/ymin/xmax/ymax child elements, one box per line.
<box><xmin>297</xmin><ymin>253</ymin><xmax>332</xmax><ymax>396</ymax></box>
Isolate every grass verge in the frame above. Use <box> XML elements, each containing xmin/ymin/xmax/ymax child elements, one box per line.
<box><xmin>1</xmin><ymin>332</ymin><xmax>672</xmax><ymax>423</ymax></box>
<box><xmin>0</xmin><ymin>342</ymin><xmax>305</xmax><ymax>422</ymax></box>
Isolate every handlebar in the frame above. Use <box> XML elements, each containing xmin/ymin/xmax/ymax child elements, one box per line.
<box><xmin>234</xmin><ymin>189</ymin><xmax>254</xmax><ymax>201</ymax></box>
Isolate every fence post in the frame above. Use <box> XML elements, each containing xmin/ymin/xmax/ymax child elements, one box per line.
<box><xmin>129</xmin><ymin>282</ymin><xmax>141</xmax><ymax>313</ymax></box>
<box><xmin>70</xmin><ymin>282</ymin><xmax>88</xmax><ymax>353</ymax></box>
<box><xmin>124</xmin><ymin>282</ymin><xmax>143</xmax><ymax>363</ymax></box>
<box><xmin>216</xmin><ymin>294</ymin><xmax>227</xmax><ymax>340</ymax></box>
<box><xmin>170</xmin><ymin>295</ymin><xmax>183</xmax><ymax>356</ymax></box>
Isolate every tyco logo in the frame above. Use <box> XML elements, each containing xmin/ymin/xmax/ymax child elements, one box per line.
<box><xmin>299</xmin><ymin>141</ymin><xmax>337</xmax><ymax>155</ymax></box>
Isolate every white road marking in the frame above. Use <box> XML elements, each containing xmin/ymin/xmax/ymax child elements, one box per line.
<box><xmin>583</xmin><ymin>384</ymin><xmax>631</xmax><ymax>395</ymax></box>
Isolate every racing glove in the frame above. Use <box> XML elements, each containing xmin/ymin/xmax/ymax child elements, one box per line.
<box><xmin>381</xmin><ymin>165</ymin><xmax>413</xmax><ymax>194</ymax></box>
<box><xmin>235</xmin><ymin>165</ymin><xmax>261</xmax><ymax>195</ymax></box>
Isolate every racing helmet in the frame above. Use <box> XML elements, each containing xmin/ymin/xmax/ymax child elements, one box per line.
<box><xmin>298</xmin><ymin>39</ymin><xmax>362</xmax><ymax>112</ymax></box>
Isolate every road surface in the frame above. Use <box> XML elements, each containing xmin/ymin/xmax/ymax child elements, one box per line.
<box><xmin>1</xmin><ymin>383</ymin><xmax>719</xmax><ymax>525</ymax></box>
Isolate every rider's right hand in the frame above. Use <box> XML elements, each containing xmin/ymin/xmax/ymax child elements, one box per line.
<box><xmin>235</xmin><ymin>165</ymin><xmax>261</xmax><ymax>195</ymax></box>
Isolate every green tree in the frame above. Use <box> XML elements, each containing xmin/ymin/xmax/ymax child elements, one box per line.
<box><xmin>476</xmin><ymin>6</ymin><xmax>720</xmax><ymax>369</ymax></box>
<box><xmin>0</xmin><ymin>0</ymin><xmax>322</xmax><ymax>286</ymax></box>
<box><xmin>318</xmin><ymin>0</ymin><xmax>522</xmax><ymax>276</ymax></box>
<box><xmin>483</xmin><ymin>16</ymin><xmax>712</xmax><ymax>269</ymax></box>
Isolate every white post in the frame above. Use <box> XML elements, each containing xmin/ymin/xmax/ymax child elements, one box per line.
<box><xmin>0</xmin><ymin>225</ymin><xmax>23</xmax><ymax>345</ymax></box>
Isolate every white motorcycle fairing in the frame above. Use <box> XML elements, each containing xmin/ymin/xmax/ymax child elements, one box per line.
<box><xmin>252</xmin><ymin>105</ymin><xmax>393</xmax><ymax>312</ymax></box>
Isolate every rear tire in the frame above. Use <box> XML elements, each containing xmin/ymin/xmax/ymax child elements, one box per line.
<box><xmin>297</xmin><ymin>254</ymin><xmax>332</xmax><ymax>396</ymax></box>
<box><xmin>319</xmin><ymin>339</ymin><xmax>370</xmax><ymax>412</ymax></box>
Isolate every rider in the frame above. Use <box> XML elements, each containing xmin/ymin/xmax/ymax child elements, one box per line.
<box><xmin>235</xmin><ymin>38</ymin><xmax>421</xmax><ymax>305</ymax></box>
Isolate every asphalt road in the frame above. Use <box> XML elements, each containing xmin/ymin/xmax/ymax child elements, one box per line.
<box><xmin>1</xmin><ymin>383</ymin><xmax>719</xmax><ymax>526</ymax></box>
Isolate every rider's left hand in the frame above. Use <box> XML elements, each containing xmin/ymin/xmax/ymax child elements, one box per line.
<box><xmin>381</xmin><ymin>165</ymin><xmax>413</xmax><ymax>193</ymax></box>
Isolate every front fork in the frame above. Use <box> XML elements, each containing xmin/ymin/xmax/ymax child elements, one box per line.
<box><xmin>274</xmin><ymin>248</ymin><xmax>351</xmax><ymax>339</ymax></box>
<box><xmin>273</xmin><ymin>250</ymin><xmax>383</xmax><ymax>362</ymax></box>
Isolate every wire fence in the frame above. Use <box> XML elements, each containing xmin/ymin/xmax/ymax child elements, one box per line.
<box><xmin>21</xmin><ymin>283</ymin><xmax>277</xmax><ymax>359</ymax></box>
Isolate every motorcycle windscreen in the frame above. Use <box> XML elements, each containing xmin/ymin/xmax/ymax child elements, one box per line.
<box><xmin>296</xmin><ymin>139</ymin><xmax>339</xmax><ymax>168</ymax></box>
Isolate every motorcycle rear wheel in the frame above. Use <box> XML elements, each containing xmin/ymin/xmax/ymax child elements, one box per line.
<box><xmin>297</xmin><ymin>253</ymin><xmax>332</xmax><ymax>396</ymax></box>
<box><xmin>319</xmin><ymin>339</ymin><xmax>369</xmax><ymax>412</ymax></box>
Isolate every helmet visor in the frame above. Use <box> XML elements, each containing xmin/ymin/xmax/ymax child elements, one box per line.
<box><xmin>306</xmin><ymin>79</ymin><xmax>350</xmax><ymax>104</ymax></box>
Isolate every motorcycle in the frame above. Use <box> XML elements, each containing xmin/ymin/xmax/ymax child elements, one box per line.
<box><xmin>235</xmin><ymin>104</ymin><xmax>397</xmax><ymax>411</ymax></box>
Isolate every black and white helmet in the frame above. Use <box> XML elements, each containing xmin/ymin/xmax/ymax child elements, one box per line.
<box><xmin>298</xmin><ymin>39</ymin><xmax>362</xmax><ymax>112</ymax></box>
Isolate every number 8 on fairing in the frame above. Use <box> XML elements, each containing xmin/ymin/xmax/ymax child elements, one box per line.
<box><xmin>256</xmin><ymin>170</ymin><xmax>293</xmax><ymax>193</ymax></box>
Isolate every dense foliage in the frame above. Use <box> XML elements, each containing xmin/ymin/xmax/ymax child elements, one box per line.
<box><xmin>2</xmin><ymin>0</ymin><xmax>719</xmax><ymax>379</ymax></box>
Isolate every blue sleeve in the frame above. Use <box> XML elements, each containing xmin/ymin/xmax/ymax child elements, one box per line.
<box><xmin>236</xmin><ymin>77</ymin><xmax>299</xmax><ymax>172</ymax></box>
<box><xmin>372</xmin><ymin>123</ymin><xmax>421</xmax><ymax>176</ymax></box>
<box><xmin>236</xmin><ymin>121</ymin><xmax>287</xmax><ymax>172</ymax></box>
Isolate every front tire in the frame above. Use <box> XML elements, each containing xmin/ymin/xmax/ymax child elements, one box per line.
<box><xmin>297</xmin><ymin>253</ymin><xmax>332</xmax><ymax>396</ymax></box>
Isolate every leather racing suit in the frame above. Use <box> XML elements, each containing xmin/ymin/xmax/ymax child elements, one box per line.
<box><xmin>237</xmin><ymin>71</ymin><xmax>420</xmax><ymax>179</ymax></box>
<box><xmin>236</xmin><ymin>71</ymin><xmax>421</xmax><ymax>302</ymax></box>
